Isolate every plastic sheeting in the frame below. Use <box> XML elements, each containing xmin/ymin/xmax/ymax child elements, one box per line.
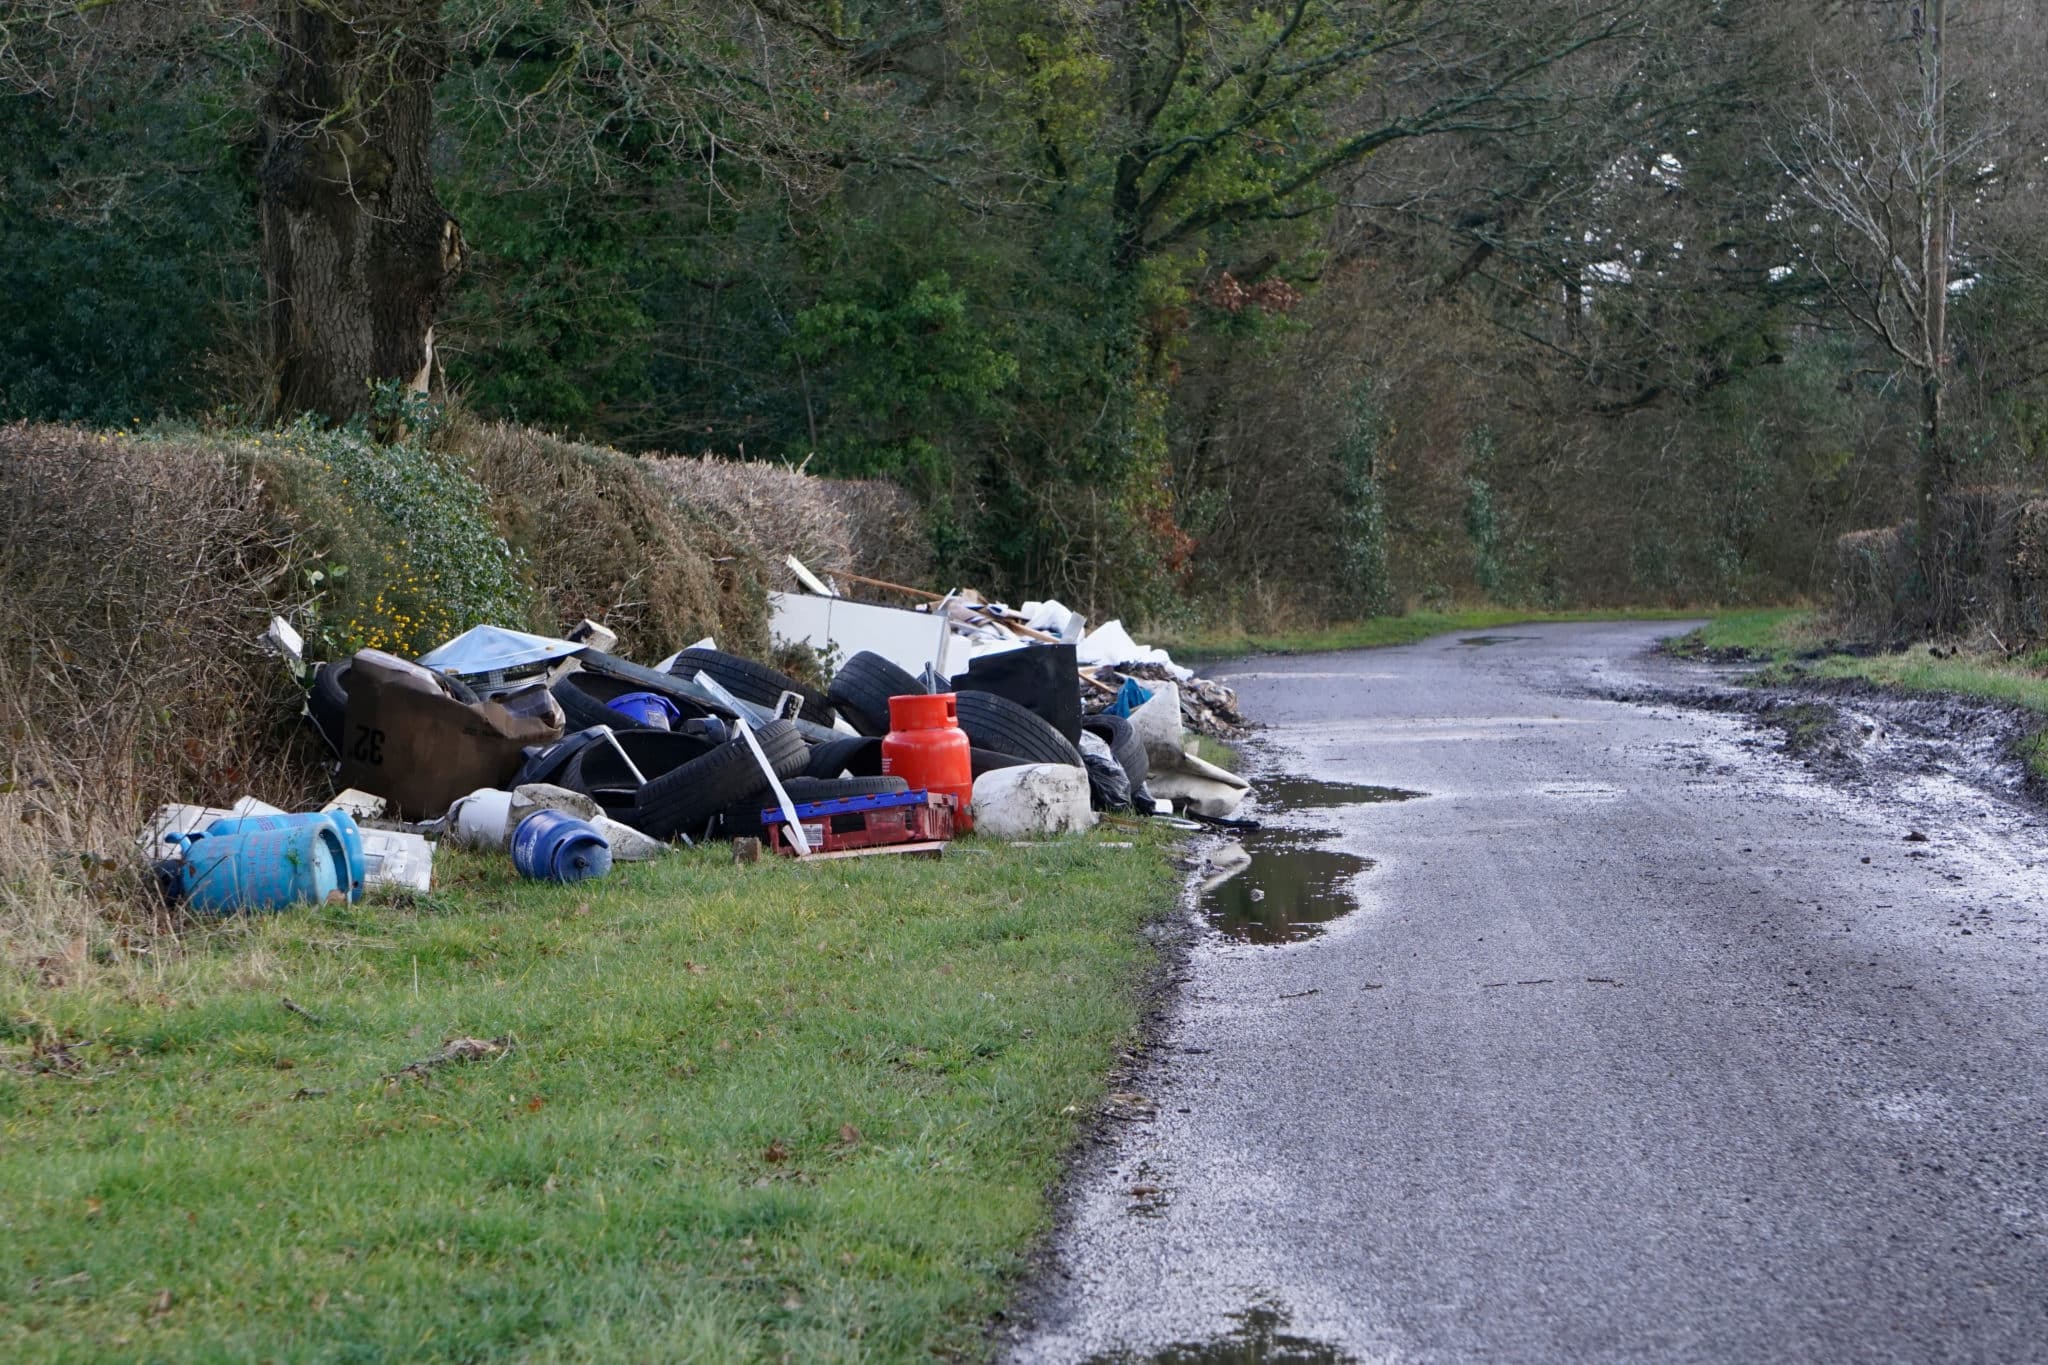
<box><xmin>1074</xmin><ymin>619</ymin><xmax>1192</xmax><ymax>679</ymax></box>
<box><xmin>417</xmin><ymin>625</ymin><xmax>584</xmax><ymax>677</ymax></box>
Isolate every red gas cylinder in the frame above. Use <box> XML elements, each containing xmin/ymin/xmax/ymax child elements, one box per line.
<box><xmin>881</xmin><ymin>693</ymin><xmax>974</xmax><ymax>832</ymax></box>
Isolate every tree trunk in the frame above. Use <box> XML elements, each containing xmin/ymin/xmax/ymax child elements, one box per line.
<box><xmin>259</xmin><ymin>1</ymin><xmax>464</xmax><ymax>425</ymax></box>
<box><xmin>1914</xmin><ymin>0</ymin><xmax>1954</xmax><ymax>629</ymax></box>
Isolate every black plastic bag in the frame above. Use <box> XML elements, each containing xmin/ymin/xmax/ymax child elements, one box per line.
<box><xmin>1078</xmin><ymin>731</ymin><xmax>1133</xmax><ymax>811</ymax></box>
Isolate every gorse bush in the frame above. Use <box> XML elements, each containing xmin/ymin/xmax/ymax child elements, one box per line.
<box><xmin>251</xmin><ymin>422</ymin><xmax>532</xmax><ymax>658</ymax></box>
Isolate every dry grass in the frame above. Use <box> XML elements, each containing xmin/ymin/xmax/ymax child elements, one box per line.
<box><xmin>454</xmin><ymin>422</ymin><xmax>772</xmax><ymax>657</ymax></box>
<box><xmin>0</xmin><ymin>424</ymin><xmax>325</xmax><ymax>979</ymax></box>
<box><xmin>647</xmin><ymin>452</ymin><xmax>932</xmax><ymax>591</ymax></box>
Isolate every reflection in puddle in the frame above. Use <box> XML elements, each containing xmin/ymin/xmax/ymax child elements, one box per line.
<box><xmin>1198</xmin><ymin>777</ymin><xmax>1417</xmax><ymax>944</ymax></box>
<box><xmin>1458</xmin><ymin>634</ymin><xmax>1538</xmax><ymax>646</ymax></box>
<box><xmin>1203</xmin><ymin>832</ymin><xmax>1374</xmax><ymax>944</ymax></box>
<box><xmin>1253</xmin><ymin>776</ymin><xmax>1424</xmax><ymax>808</ymax></box>
<box><xmin>1081</xmin><ymin>1303</ymin><xmax>1354</xmax><ymax>1363</ymax></box>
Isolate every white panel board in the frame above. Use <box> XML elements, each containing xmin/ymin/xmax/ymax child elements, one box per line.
<box><xmin>770</xmin><ymin>592</ymin><xmax>950</xmax><ymax>676</ymax></box>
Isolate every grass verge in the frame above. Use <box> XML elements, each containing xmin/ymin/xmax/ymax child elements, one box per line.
<box><xmin>1186</xmin><ymin>735</ymin><xmax>1241</xmax><ymax>772</ymax></box>
<box><xmin>1667</xmin><ymin>609</ymin><xmax>2048</xmax><ymax>781</ymax></box>
<box><xmin>1165</xmin><ymin>606</ymin><xmax>1710</xmax><ymax>662</ymax></box>
<box><xmin>1</xmin><ymin>830</ymin><xmax>1177</xmax><ymax>1361</ymax></box>
<box><xmin>1662</xmin><ymin>607</ymin><xmax>1825</xmax><ymax>659</ymax></box>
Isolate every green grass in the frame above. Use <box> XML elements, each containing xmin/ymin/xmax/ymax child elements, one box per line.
<box><xmin>1186</xmin><ymin>735</ymin><xmax>1240</xmax><ymax>773</ymax></box>
<box><xmin>1667</xmin><ymin>607</ymin><xmax>1818</xmax><ymax>659</ymax></box>
<box><xmin>1805</xmin><ymin>648</ymin><xmax>2048</xmax><ymax>712</ymax></box>
<box><xmin>1165</xmin><ymin>606</ymin><xmax>1709</xmax><ymax>662</ymax></box>
<box><xmin>0</xmin><ymin>832</ymin><xmax>1178</xmax><ymax>1362</ymax></box>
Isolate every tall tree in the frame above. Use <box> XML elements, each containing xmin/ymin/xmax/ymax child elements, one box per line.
<box><xmin>941</xmin><ymin>0</ymin><xmax>1647</xmax><ymax>602</ymax></box>
<box><xmin>3</xmin><ymin>0</ymin><xmax>842</xmax><ymax>425</ymax></box>
<box><xmin>1773</xmin><ymin>2</ymin><xmax>1968</xmax><ymax>587</ymax></box>
<box><xmin>260</xmin><ymin>1</ymin><xmax>463</xmax><ymax>420</ymax></box>
<box><xmin>1765</xmin><ymin>0</ymin><xmax>2048</xmax><ymax>625</ymax></box>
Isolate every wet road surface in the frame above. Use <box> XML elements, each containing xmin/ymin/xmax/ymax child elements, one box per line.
<box><xmin>1010</xmin><ymin>622</ymin><xmax>2048</xmax><ymax>1363</ymax></box>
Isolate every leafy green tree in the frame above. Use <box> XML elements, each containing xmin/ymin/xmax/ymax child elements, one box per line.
<box><xmin>789</xmin><ymin>272</ymin><xmax>1019</xmax><ymax>484</ymax></box>
<box><xmin>0</xmin><ymin>81</ymin><xmax>256</xmax><ymax>422</ymax></box>
<box><xmin>935</xmin><ymin>0</ymin><xmax>1649</xmax><ymax>605</ymax></box>
<box><xmin>3</xmin><ymin>0</ymin><xmax>850</xmax><ymax>425</ymax></box>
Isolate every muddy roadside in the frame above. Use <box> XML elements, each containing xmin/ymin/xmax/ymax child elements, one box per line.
<box><xmin>1601</xmin><ymin>649</ymin><xmax>2048</xmax><ymax>813</ymax></box>
<box><xmin>986</xmin><ymin>840</ymin><xmax>1212</xmax><ymax>1351</ymax></box>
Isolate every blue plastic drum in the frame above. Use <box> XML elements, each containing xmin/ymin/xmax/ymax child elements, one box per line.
<box><xmin>606</xmin><ymin>691</ymin><xmax>682</xmax><ymax>730</ymax></box>
<box><xmin>204</xmin><ymin>811</ymin><xmax>366</xmax><ymax>902</ymax></box>
<box><xmin>168</xmin><ymin>822</ymin><xmax>349</xmax><ymax>914</ymax></box>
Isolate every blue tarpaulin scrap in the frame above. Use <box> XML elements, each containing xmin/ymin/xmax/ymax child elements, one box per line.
<box><xmin>1105</xmin><ymin>678</ymin><xmax>1153</xmax><ymax>719</ymax></box>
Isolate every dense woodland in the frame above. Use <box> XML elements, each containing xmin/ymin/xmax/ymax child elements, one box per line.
<box><xmin>3</xmin><ymin>1</ymin><xmax>2044</xmax><ymax>626</ymax></box>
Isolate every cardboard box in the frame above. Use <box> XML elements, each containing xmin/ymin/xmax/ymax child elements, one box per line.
<box><xmin>337</xmin><ymin>652</ymin><xmax>561</xmax><ymax>820</ymax></box>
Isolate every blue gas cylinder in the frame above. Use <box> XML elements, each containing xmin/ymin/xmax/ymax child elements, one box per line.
<box><xmin>510</xmin><ymin>809</ymin><xmax>613</xmax><ymax>883</ymax></box>
<box><xmin>607</xmin><ymin>691</ymin><xmax>682</xmax><ymax>729</ymax></box>
<box><xmin>168</xmin><ymin>822</ymin><xmax>348</xmax><ymax>914</ymax></box>
<box><xmin>204</xmin><ymin>812</ymin><xmax>366</xmax><ymax>902</ymax></box>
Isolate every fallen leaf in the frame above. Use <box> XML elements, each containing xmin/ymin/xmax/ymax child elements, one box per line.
<box><xmin>84</xmin><ymin>1197</ymin><xmax>103</xmax><ymax>1219</ymax></box>
<box><xmin>1128</xmin><ymin>1183</ymin><xmax>1161</xmax><ymax>1197</ymax></box>
<box><xmin>685</xmin><ymin>960</ymin><xmax>709</xmax><ymax>975</ymax></box>
<box><xmin>763</xmin><ymin>1140</ymin><xmax>791</xmax><ymax>1164</ymax></box>
<box><xmin>838</xmin><ymin>1124</ymin><xmax>862</xmax><ymax>1147</ymax></box>
<box><xmin>526</xmin><ymin>1095</ymin><xmax>545</xmax><ymax>1113</ymax></box>
<box><xmin>150</xmin><ymin>1288</ymin><xmax>173</xmax><ymax>1316</ymax></box>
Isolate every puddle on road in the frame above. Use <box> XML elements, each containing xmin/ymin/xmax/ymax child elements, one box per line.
<box><xmin>1199</xmin><ymin>778</ymin><xmax>1418</xmax><ymax>944</ymax></box>
<box><xmin>1080</xmin><ymin>1303</ymin><xmax>1354</xmax><ymax>1364</ymax></box>
<box><xmin>1458</xmin><ymin>634</ymin><xmax>1539</xmax><ymax>647</ymax></box>
<box><xmin>1252</xmin><ymin>775</ymin><xmax>1425</xmax><ymax>808</ymax></box>
<box><xmin>1204</xmin><ymin>832</ymin><xmax>1376</xmax><ymax>944</ymax></box>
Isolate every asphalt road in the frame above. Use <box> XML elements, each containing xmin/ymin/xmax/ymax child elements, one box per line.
<box><xmin>1010</xmin><ymin>622</ymin><xmax>2048</xmax><ymax>1364</ymax></box>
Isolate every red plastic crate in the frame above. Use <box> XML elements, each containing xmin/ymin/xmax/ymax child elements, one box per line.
<box><xmin>763</xmin><ymin>790</ymin><xmax>958</xmax><ymax>857</ymax></box>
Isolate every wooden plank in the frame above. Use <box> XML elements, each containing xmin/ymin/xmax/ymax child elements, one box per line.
<box><xmin>830</xmin><ymin>570</ymin><xmax>946</xmax><ymax>601</ymax></box>
<box><xmin>784</xmin><ymin>554</ymin><xmax>839</xmax><ymax>597</ymax></box>
<box><xmin>795</xmin><ymin>841</ymin><xmax>949</xmax><ymax>863</ymax></box>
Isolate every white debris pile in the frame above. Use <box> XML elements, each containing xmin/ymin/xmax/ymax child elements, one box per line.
<box><xmin>766</xmin><ymin>563</ymin><xmax>1242</xmax><ymax>738</ymax></box>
